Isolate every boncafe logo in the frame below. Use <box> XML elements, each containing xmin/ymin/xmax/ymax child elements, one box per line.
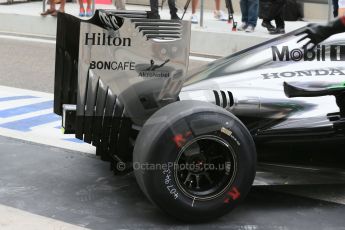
<box><xmin>272</xmin><ymin>45</ymin><xmax>345</xmax><ymax>61</ymax></box>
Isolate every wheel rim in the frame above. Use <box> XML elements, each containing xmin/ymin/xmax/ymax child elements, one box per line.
<box><xmin>174</xmin><ymin>135</ymin><xmax>237</xmax><ymax>201</ymax></box>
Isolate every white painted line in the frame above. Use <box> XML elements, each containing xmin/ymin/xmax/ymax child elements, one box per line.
<box><xmin>0</xmin><ymin>109</ymin><xmax>52</xmax><ymax>124</ymax></box>
<box><xmin>0</xmin><ymin>34</ymin><xmax>56</xmax><ymax>44</ymax></box>
<box><xmin>0</xmin><ymin>85</ymin><xmax>95</xmax><ymax>154</ymax></box>
<box><xmin>0</xmin><ymin>204</ymin><xmax>90</xmax><ymax>230</ymax></box>
<box><xmin>0</xmin><ymin>85</ymin><xmax>53</xmax><ymax>98</ymax></box>
<box><xmin>0</xmin><ymin>98</ymin><xmax>50</xmax><ymax>110</ymax></box>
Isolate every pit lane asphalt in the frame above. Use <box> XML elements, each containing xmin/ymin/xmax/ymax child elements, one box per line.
<box><xmin>1</xmin><ymin>36</ymin><xmax>345</xmax><ymax>229</ymax></box>
<box><xmin>1</xmin><ymin>135</ymin><xmax>345</xmax><ymax>230</ymax></box>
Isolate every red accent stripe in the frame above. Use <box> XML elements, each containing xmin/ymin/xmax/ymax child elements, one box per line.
<box><xmin>341</xmin><ymin>16</ymin><xmax>345</xmax><ymax>26</ymax></box>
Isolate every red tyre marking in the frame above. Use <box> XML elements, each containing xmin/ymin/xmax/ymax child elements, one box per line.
<box><xmin>228</xmin><ymin>187</ymin><xmax>240</xmax><ymax>201</ymax></box>
<box><xmin>223</xmin><ymin>186</ymin><xmax>241</xmax><ymax>204</ymax></box>
<box><xmin>173</xmin><ymin>134</ymin><xmax>185</xmax><ymax>148</ymax></box>
<box><xmin>172</xmin><ymin>131</ymin><xmax>192</xmax><ymax>148</ymax></box>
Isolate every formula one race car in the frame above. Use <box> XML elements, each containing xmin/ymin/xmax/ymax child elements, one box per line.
<box><xmin>53</xmin><ymin>10</ymin><xmax>345</xmax><ymax>221</ymax></box>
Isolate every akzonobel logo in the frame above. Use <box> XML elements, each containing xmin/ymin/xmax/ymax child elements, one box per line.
<box><xmin>272</xmin><ymin>45</ymin><xmax>345</xmax><ymax>61</ymax></box>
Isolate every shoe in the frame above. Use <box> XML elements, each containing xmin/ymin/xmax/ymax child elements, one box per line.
<box><xmin>269</xmin><ymin>28</ymin><xmax>285</xmax><ymax>35</ymax></box>
<box><xmin>148</xmin><ymin>13</ymin><xmax>160</xmax><ymax>19</ymax></box>
<box><xmin>171</xmin><ymin>13</ymin><xmax>180</xmax><ymax>20</ymax></box>
<box><xmin>191</xmin><ymin>14</ymin><xmax>198</xmax><ymax>24</ymax></box>
<box><xmin>79</xmin><ymin>8</ymin><xmax>85</xmax><ymax>17</ymax></box>
<box><xmin>245</xmin><ymin>25</ymin><xmax>255</xmax><ymax>32</ymax></box>
<box><xmin>41</xmin><ymin>9</ymin><xmax>55</xmax><ymax>16</ymax></box>
<box><xmin>214</xmin><ymin>10</ymin><xmax>227</xmax><ymax>21</ymax></box>
<box><xmin>237</xmin><ymin>23</ymin><xmax>248</xmax><ymax>31</ymax></box>
<box><xmin>261</xmin><ymin>21</ymin><xmax>275</xmax><ymax>32</ymax></box>
<box><xmin>86</xmin><ymin>8</ymin><xmax>93</xmax><ymax>17</ymax></box>
<box><xmin>51</xmin><ymin>9</ymin><xmax>64</xmax><ymax>16</ymax></box>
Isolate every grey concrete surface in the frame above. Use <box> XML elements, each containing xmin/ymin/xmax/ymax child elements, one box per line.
<box><xmin>0</xmin><ymin>2</ymin><xmax>316</xmax><ymax>56</ymax></box>
<box><xmin>0</xmin><ymin>37</ymin><xmax>55</xmax><ymax>93</ymax></box>
<box><xmin>0</xmin><ymin>37</ymin><xmax>208</xmax><ymax>93</ymax></box>
<box><xmin>0</xmin><ymin>135</ymin><xmax>345</xmax><ymax>230</ymax></box>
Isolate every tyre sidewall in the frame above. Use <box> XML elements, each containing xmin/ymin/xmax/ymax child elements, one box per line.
<box><xmin>138</xmin><ymin>111</ymin><xmax>256</xmax><ymax>221</ymax></box>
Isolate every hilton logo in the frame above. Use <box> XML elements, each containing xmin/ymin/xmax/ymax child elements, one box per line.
<box><xmin>84</xmin><ymin>33</ymin><xmax>132</xmax><ymax>46</ymax></box>
<box><xmin>272</xmin><ymin>45</ymin><xmax>345</xmax><ymax>62</ymax></box>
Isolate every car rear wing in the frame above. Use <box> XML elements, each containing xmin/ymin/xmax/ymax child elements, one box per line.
<box><xmin>54</xmin><ymin>10</ymin><xmax>191</xmax><ymax>142</ymax></box>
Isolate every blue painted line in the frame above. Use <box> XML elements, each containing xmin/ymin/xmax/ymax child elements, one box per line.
<box><xmin>0</xmin><ymin>113</ymin><xmax>60</xmax><ymax>132</ymax></box>
<box><xmin>0</xmin><ymin>101</ymin><xmax>53</xmax><ymax>118</ymax></box>
<box><xmin>63</xmin><ymin>138</ymin><xmax>85</xmax><ymax>144</ymax></box>
<box><xmin>0</xmin><ymin>95</ymin><xmax>37</xmax><ymax>102</ymax></box>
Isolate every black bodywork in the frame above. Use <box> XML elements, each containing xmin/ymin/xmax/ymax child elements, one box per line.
<box><xmin>54</xmin><ymin>11</ymin><xmax>345</xmax><ymax>172</ymax></box>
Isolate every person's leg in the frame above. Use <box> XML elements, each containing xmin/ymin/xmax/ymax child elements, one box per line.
<box><xmin>191</xmin><ymin>0</ymin><xmax>199</xmax><ymax>23</ymax></box>
<box><xmin>78</xmin><ymin>0</ymin><xmax>85</xmax><ymax>16</ymax></box>
<box><xmin>238</xmin><ymin>0</ymin><xmax>249</xmax><ymax>30</ymax></box>
<box><xmin>85</xmin><ymin>0</ymin><xmax>93</xmax><ymax>16</ymax></box>
<box><xmin>276</xmin><ymin>1</ymin><xmax>285</xmax><ymax>29</ymax></box>
<box><xmin>168</xmin><ymin>0</ymin><xmax>178</xmax><ymax>16</ymax></box>
<box><xmin>274</xmin><ymin>14</ymin><xmax>284</xmax><ymax>28</ymax></box>
<box><xmin>213</xmin><ymin>0</ymin><xmax>227</xmax><ymax>20</ymax></box>
<box><xmin>59</xmin><ymin>0</ymin><xmax>65</xmax><ymax>12</ymax></box>
<box><xmin>240</xmin><ymin>0</ymin><xmax>248</xmax><ymax>23</ymax></box>
<box><xmin>215</xmin><ymin>0</ymin><xmax>220</xmax><ymax>11</ymax></box>
<box><xmin>270</xmin><ymin>0</ymin><xmax>285</xmax><ymax>28</ymax></box>
<box><xmin>262</xmin><ymin>19</ymin><xmax>272</xmax><ymax>26</ymax></box>
<box><xmin>150</xmin><ymin>0</ymin><xmax>159</xmax><ymax>15</ymax></box>
<box><xmin>269</xmin><ymin>15</ymin><xmax>285</xmax><ymax>34</ymax></box>
<box><xmin>262</xmin><ymin>18</ymin><xmax>275</xmax><ymax>31</ymax></box>
<box><xmin>51</xmin><ymin>0</ymin><xmax>65</xmax><ymax>16</ymax></box>
<box><xmin>269</xmin><ymin>0</ymin><xmax>285</xmax><ymax>34</ymax></box>
<box><xmin>78</xmin><ymin>0</ymin><xmax>83</xmax><ymax>8</ymax></box>
<box><xmin>86</xmin><ymin>0</ymin><xmax>91</xmax><ymax>9</ymax></box>
<box><xmin>247</xmin><ymin>0</ymin><xmax>258</xmax><ymax>27</ymax></box>
<box><xmin>262</xmin><ymin>5</ymin><xmax>274</xmax><ymax>29</ymax></box>
<box><xmin>333</xmin><ymin>0</ymin><xmax>339</xmax><ymax>17</ymax></box>
<box><xmin>192</xmin><ymin>0</ymin><xmax>198</xmax><ymax>14</ymax></box>
<box><xmin>41</xmin><ymin>0</ymin><xmax>56</xmax><ymax>15</ymax></box>
<box><xmin>261</xmin><ymin>0</ymin><xmax>275</xmax><ymax>31</ymax></box>
<box><xmin>50</xmin><ymin>0</ymin><xmax>56</xmax><ymax>11</ymax></box>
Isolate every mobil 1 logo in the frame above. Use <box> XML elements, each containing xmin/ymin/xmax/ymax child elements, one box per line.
<box><xmin>272</xmin><ymin>45</ymin><xmax>345</xmax><ymax>62</ymax></box>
